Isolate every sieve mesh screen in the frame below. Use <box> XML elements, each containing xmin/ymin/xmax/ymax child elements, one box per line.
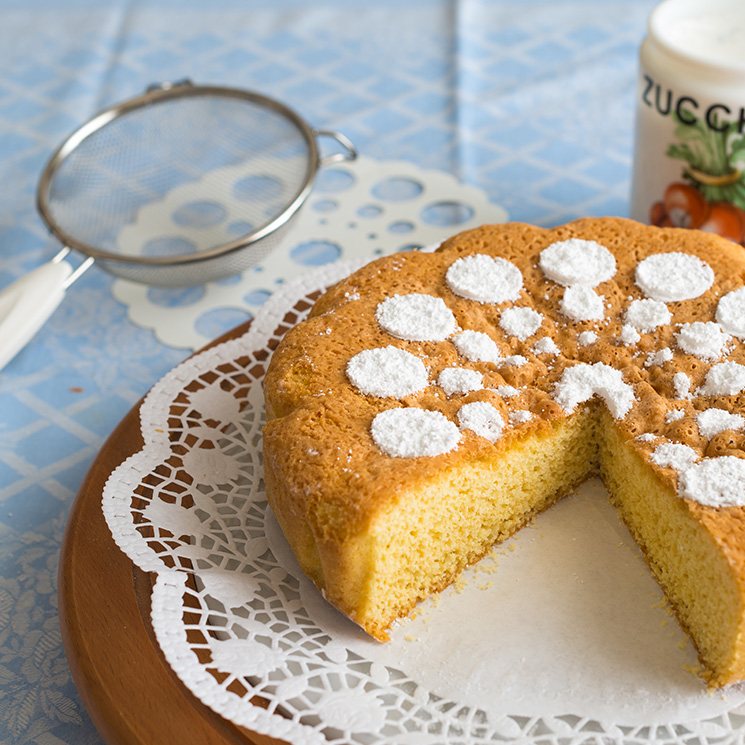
<box><xmin>43</xmin><ymin>92</ymin><xmax>313</xmax><ymax>259</ymax></box>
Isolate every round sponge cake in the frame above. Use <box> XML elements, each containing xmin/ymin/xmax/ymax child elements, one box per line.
<box><xmin>262</xmin><ymin>217</ymin><xmax>745</xmax><ymax>687</ymax></box>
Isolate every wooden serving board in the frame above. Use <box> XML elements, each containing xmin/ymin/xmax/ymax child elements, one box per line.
<box><xmin>58</xmin><ymin>321</ymin><xmax>288</xmax><ymax>745</ymax></box>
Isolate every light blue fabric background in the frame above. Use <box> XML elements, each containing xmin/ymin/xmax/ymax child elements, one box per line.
<box><xmin>0</xmin><ymin>1</ymin><xmax>656</xmax><ymax>742</ymax></box>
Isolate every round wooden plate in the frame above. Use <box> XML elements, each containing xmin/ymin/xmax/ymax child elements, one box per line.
<box><xmin>58</xmin><ymin>321</ymin><xmax>288</xmax><ymax>745</ymax></box>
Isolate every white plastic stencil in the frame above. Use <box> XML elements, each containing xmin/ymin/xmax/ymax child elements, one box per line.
<box><xmin>103</xmin><ymin>261</ymin><xmax>745</xmax><ymax>745</ymax></box>
<box><xmin>112</xmin><ymin>156</ymin><xmax>509</xmax><ymax>350</ymax></box>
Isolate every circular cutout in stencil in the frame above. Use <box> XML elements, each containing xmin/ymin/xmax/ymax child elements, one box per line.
<box><xmin>143</xmin><ymin>236</ymin><xmax>199</xmax><ymax>258</ymax></box>
<box><xmin>214</xmin><ymin>273</ymin><xmax>242</xmax><ymax>287</ymax></box>
<box><xmin>421</xmin><ymin>200</ymin><xmax>474</xmax><ymax>227</ymax></box>
<box><xmin>312</xmin><ymin>199</ymin><xmax>339</xmax><ymax>213</ymax></box>
<box><xmin>358</xmin><ymin>204</ymin><xmax>383</xmax><ymax>218</ymax></box>
<box><xmin>194</xmin><ymin>307</ymin><xmax>252</xmax><ymax>339</ymax></box>
<box><xmin>289</xmin><ymin>240</ymin><xmax>342</xmax><ymax>266</ymax></box>
<box><xmin>243</xmin><ymin>288</ymin><xmax>272</xmax><ymax>306</ymax></box>
<box><xmin>147</xmin><ymin>285</ymin><xmax>206</xmax><ymax>308</ymax></box>
<box><xmin>372</xmin><ymin>177</ymin><xmax>424</xmax><ymax>201</ymax></box>
<box><xmin>232</xmin><ymin>174</ymin><xmax>284</xmax><ymax>202</ymax></box>
<box><xmin>315</xmin><ymin>167</ymin><xmax>356</xmax><ymax>193</ymax></box>
<box><xmin>225</xmin><ymin>220</ymin><xmax>255</xmax><ymax>237</ymax></box>
<box><xmin>172</xmin><ymin>200</ymin><xmax>227</xmax><ymax>229</ymax></box>
<box><xmin>388</xmin><ymin>220</ymin><xmax>415</xmax><ymax>234</ymax></box>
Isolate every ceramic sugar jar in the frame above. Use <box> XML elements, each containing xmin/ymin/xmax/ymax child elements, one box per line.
<box><xmin>630</xmin><ymin>0</ymin><xmax>745</xmax><ymax>248</ymax></box>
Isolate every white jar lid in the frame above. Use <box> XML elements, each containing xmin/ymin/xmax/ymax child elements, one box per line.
<box><xmin>650</xmin><ymin>0</ymin><xmax>745</xmax><ymax>74</ymax></box>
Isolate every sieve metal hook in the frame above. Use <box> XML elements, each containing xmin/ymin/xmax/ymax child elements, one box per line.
<box><xmin>314</xmin><ymin>129</ymin><xmax>357</xmax><ymax>166</ymax></box>
<box><xmin>145</xmin><ymin>78</ymin><xmax>194</xmax><ymax>95</ymax></box>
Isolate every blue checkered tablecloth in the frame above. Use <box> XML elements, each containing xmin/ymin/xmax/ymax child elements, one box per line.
<box><xmin>0</xmin><ymin>1</ymin><xmax>656</xmax><ymax>742</ymax></box>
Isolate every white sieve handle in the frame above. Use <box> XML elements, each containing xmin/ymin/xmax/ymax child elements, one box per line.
<box><xmin>0</xmin><ymin>255</ymin><xmax>78</xmax><ymax>371</ymax></box>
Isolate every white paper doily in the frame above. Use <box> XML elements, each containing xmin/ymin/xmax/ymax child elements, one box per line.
<box><xmin>111</xmin><ymin>155</ymin><xmax>509</xmax><ymax>350</ymax></box>
<box><xmin>101</xmin><ymin>260</ymin><xmax>745</xmax><ymax>745</ymax></box>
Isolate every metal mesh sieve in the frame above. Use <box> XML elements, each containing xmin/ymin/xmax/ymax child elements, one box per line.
<box><xmin>37</xmin><ymin>80</ymin><xmax>356</xmax><ymax>286</ymax></box>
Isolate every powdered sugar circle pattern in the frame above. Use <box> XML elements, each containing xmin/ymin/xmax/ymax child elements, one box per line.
<box><xmin>352</xmin><ymin>238</ymin><xmax>745</xmax><ymax>506</ymax></box>
<box><xmin>111</xmin><ymin>156</ymin><xmax>508</xmax><ymax>350</ymax></box>
<box><xmin>103</xmin><ymin>261</ymin><xmax>745</xmax><ymax>745</ymax></box>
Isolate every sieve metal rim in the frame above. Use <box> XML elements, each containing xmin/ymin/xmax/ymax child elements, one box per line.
<box><xmin>36</xmin><ymin>80</ymin><xmax>336</xmax><ymax>268</ymax></box>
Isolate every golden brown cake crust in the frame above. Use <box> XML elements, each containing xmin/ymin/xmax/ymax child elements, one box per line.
<box><xmin>262</xmin><ymin>217</ymin><xmax>745</xmax><ymax>681</ymax></box>
<box><xmin>265</xmin><ymin>218</ymin><xmax>745</xmax><ymax>530</ymax></box>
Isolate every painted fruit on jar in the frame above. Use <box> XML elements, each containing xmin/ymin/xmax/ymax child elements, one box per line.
<box><xmin>649</xmin><ymin>113</ymin><xmax>745</xmax><ymax>247</ymax></box>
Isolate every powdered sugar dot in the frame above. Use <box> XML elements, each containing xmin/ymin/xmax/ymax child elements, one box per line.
<box><xmin>665</xmin><ymin>409</ymin><xmax>685</xmax><ymax>423</ymax></box>
<box><xmin>371</xmin><ymin>407</ymin><xmax>460</xmax><ymax>457</ymax></box>
<box><xmin>578</xmin><ymin>331</ymin><xmax>597</xmax><ymax>346</ymax></box>
<box><xmin>553</xmin><ymin>362</ymin><xmax>635</xmax><ymax>418</ymax></box>
<box><xmin>679</xmin><ymin>456</ymin><xmax>745</xmax><ymax>507</ymax></box>
<box><xmin>635</xmin><ymin>252</ymin><xmax>714</xmax><ymax>302</ymax></box>
<box><xmin>493</xmin><ymin>385</ymin><xmax>520</xmax><ymax>397</ymax></box>
<box><xmin>645</xmin><ymin>348</ymin><xmax>673</xmax><ymax>368</ymax></box>
<box><xmin>509</xmin><ymin>410</ymin><xmax>533</xmax><ymax>425</ymax></box>
<box><xmin>457</xmin><ymin>401</ymin><xmax>505</xmax><ymax>443</ymax></box>
<box><xmin>539</xmin><ymin>239</ymin><xmax>616</xmax><ymax>287</ymax></box>
<box><xmin>699</xmin><ymin>361</ymin><xmax>745</xmax><ymax>397</ymax></box>
<box><xmin>438</xmin><ymin>367</ymin><xmax>483</xmax><ymax>396</ymax></box>
<box><xmin>716</xmin><ymin>287</ymin><xmax>745</xmax><ymax>339</ymax></box>
<box><xmin>625</xmin><ymin>298</ymin><xmax>671</xmax><ymax>332</ymax></box>
<box><xmin>559</xmin><ymin>286</ymin><xmax>605</xmax><ymax>322</ymax></box>
<box><xmin>636</xmin><ymin>433</ymin><xmax>658</xmax><ymax>442</ymax></box>
<box><xmin>347</xmin><ymin>346</ymin><xmax>428</xmax><ymax>398</ymax></box>
<box><xmin>446</xmin><ymin>255</ymin><xmax>523</xmax><ymax>304</ymax></box>
<box><xmin>619</xmin><ymin>325</ymin><xmax>641</xmax><ymax>345</ymax></box>
<box><xmin>499</xmin><ymin>307</ymin><xmax>543</xmax><ymax>341</ymax></box>
<box><xmin>503</xmin><ymin>355</ymin><xmax>528</xmax><ymax>367</ymax></box>
<box><xmin>696</xmin><ymin>408</ymin><xmax>745</xmax><ymax>439</ymax></box>
<box><xmin>675</xmin><ymin>322</ymin><xmax>730</xmax><ymax>361</ymax></box>
<box><xmin>650</xmin><ymin>442</ymin><xmax>700</xmax><ymax>471</ymax></box>
<box><xmin>533</xmin><ymin>337</ymin><xmax>560</xmax><ymax>355</ymax></box>
<box><xmin>376</xmin><ymin>294</ymin><xmax>456</xmax><ymax>341</ymax></box>
<box><xmin>673</xmin><ymin>372</ymin><xmax>692</xmax><ymax>400</ymax></box>
<box><xmin>452</xmin><ymin>330</ymin><xmax>503</xmax><ymax>364</ymax></box>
